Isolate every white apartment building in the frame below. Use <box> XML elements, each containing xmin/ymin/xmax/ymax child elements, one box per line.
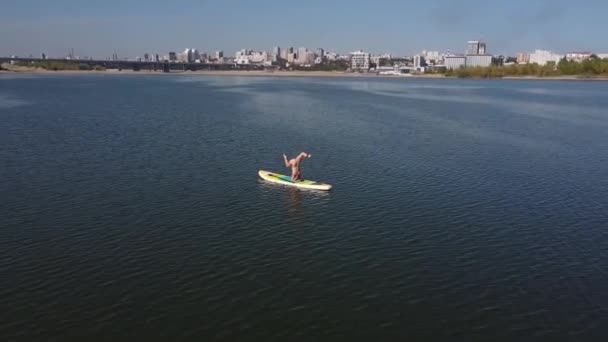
<box><xmin>350</xmin><ymin>51</ymin><xmax>370</xmax><ymax>71</ymax></box>
<box><xmin>529</xmin><ymin>50</ymin><xmax>563</xmax><ymax>65</ymax></box>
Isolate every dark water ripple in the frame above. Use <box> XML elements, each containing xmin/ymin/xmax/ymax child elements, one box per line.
<box><xmin>1</xmin><ymin>74</ymin><xmax>608</xmax><ymax>340</ymax></box>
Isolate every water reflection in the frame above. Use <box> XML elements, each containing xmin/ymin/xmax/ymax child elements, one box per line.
<box><xmin>286</xmin><ymin>187</ymin><xmax>303</xmax><ymax>213</ymax></box>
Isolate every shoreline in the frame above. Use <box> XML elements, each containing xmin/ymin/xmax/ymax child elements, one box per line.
<box><xmin>2</xmin><ymin>68</ymin><xmax>608</xmax><ymax>80</ymax></box>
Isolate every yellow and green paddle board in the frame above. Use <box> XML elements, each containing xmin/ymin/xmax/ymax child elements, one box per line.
<box><xmin>258</xmin><ymin>170</ymin><xmax>332</xmax><ymax>191</ymax></box>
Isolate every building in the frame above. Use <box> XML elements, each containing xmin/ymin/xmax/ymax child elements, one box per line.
<box><xmin>444</xmin><ymin>55</ymin><xmax>466</xmax><ymax>69</ymax></box>
<box><xmin>466</xmin><ymin>41</ymin><xmax>486</xmax><ymax>55</ymax></box>
<box><xmin>235</xmin><ymin>49</ymin><xmax>252</xmax><ymax>58</ymax></box>
<box><xmin>272</xmin><ymin>46</ymin><xmax>281</xmax><ymax>62</ymax></box>
<box><xmin>281</xmin><ymin>47</ymin><xmax>293</xmax><ymax>60</ymax></box>
<box><xmin>297</xmin><ymin>51</ymin><xmax>315</xmax><ymax>65</ymax></box>
<box><xmin>192</xmin><ymin>49</ymin><xmax>200</xmax><ymax>62</ymax></box>
<box><xmin>169</xmin><ymin>52</ymin><xmax>177</xmax><ymax>62</ymax></box>
<box><xmin>325</xmin><ymin>52</ymin><xmax>338</xmax><ymax>61</ymax></box>
<box><xmin>233</xmin><ymin>50</ymin><xmax>269</xmax><ymax>64</ymax></box>
<box><xmin>316</xmin><ymin>48</ymin><xmax>325</xmax><ymax>59</ymax></box>
<box><xmin>516</xmin><ymin>53</ymin><xmax>530</xmax><ymax>64</ymax></box>
<box><xmin>370</xmin><ymin>56</ymin><xmax>381</xmax><ymax>67</ymax></box>
<box><xmin>235</xmin><ymin>56</ymin><xmax>250</xmax><ymax>65</ymax></box>
<box><xmin>41</xmin><ymin>53</ymin><xmax>47</xmax><ymax>60</ymax></box>
<box><xmin>529</xmin><ymin>50</ymin><xmax>563</xmax><ymax>65</ymax></box>
<box><xmin>413</xmin><ymin>55</ymin><xmax>426</xmax><ymax>68</ymax></box>
<box><xmin>178</xmin><ymin>48</ymin><xmax>194</xmax><ymax>63</ymax></box>
<box><xmin>296</xmin><ymin>47</ymin><xmax>308</xmax><ymax>64</ymax></box>
<box><xmin>350</xmin><ymin>51</ymin><xmax>370</xmax><ymax>71</ymax></box>
<box><xmin>291</xmin><ymin>47</ymin><xmax>316</xmax><ymax>65</ymax></box>
<box><xmin>598</xmin><ymin>53</ymin><xmax>608</xmax><ymax>59</ymax></box>
<box><xmin>566</xmin><ymin>51</ymin><xmax>592</xmax><ymax>62</ymax></box>
<box><xmin>421</xmin><ymin>50</ymin><xmax>441</xmax><ymax>63</ymax></box>
<box><xmin>212</xmin><ymin>51</ymin><xmax>224</xmax><ymax>63</ymax></box>
<box><xmin>463</xmin><ymin>40</ymin><xmax>492</xmax><ymax>67</ymax></box>
<box><xmin>466</xmin><ymin>54</ymin><xmax>493</xmax><ymax>67</ymax></box>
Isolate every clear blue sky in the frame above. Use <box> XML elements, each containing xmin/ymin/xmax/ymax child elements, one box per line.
<box><xmin>1</xmin><ymin>0</ymin><xmax>607</xmax><ymax>58</ymax></box>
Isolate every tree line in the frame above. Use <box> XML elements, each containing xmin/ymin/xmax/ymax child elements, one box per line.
<box><xmin>439</xmin><ymin>56</ymin><xmax>608</xmax><ymax>78</ymax></box>
<box><xmin>15</xmin><ymin>60</ymin><xmax>105</xmax><ymax>71</ymax></box>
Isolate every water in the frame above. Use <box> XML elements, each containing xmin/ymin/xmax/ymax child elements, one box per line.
<box><xmin>1</xmin><ymin>74</ymin><xmax>607</xmax><ymax>340</ymax></box>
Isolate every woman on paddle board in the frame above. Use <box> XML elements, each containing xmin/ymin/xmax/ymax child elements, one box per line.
<box><xmin>283</xmin><ymin>152</ymin><xmax>311</xmax><ymax>181</ymax></box>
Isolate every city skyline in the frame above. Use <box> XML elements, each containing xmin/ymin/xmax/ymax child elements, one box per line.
<box><xmin>2</xmin><ymin>0</ymin><xmax>608</xmax><ymax>58</ymax></box>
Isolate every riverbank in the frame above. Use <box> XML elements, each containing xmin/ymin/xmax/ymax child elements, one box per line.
<box><xmin>0</xmin><ymin>67</ymin><xmax>412</xmax><ymax>78</ymax></box>
<box><xmin>2</xmin><ymin>66</ymin><xmax>608</xmax><ymax>80</ymax></box>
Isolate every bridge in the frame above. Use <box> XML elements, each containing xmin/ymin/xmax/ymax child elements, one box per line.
<box><xmin>0</xmin><ymin>57</ymin><xmax>266</xmax><ymax>72</ymax></box>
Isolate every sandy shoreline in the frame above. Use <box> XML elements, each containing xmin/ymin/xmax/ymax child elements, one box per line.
<box><xmin>0</xmin><ymin>68</ymin><xmax>419</xmax><ymax>78</ymax></box>
<box><xmin>2</xmin><ymin>68</ymin><xmax>608</xmax><ymax>80</ymax></box>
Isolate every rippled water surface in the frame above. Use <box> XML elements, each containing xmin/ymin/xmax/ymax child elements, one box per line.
<box><xmin>2</xmin><ymin>74</ymin><xmax>608</xmax><ymax>340</ymax></box>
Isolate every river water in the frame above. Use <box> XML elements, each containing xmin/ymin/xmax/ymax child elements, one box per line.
<box><xmin>1</xmin><ymin>74</ymin><xmax>607</xmax><ymax>340</ymax></box>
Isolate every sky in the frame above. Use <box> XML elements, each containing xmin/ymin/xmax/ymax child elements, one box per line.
<box><xmin>1</xmin><ymin>0</ymin><xmax>607</xmax><ymax>58</ymax></box>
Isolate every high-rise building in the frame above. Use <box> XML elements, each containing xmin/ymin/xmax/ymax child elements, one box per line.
<box><xmin>467</xmin><ymin>41</ymin><xmax>484</xmax><ymax>55</ymax></box>
<box><xmin>350</xmin><ymin>50</ymin><xmax>370</xmax><ymax>71</ymax></box>
<box><xmin>179</xmin><ymin>48</ymin><xmax>194</xmax><ymax>63</ymax></box>
<box><xmin>297</xmin><ymin>47</ymin><xmax>307</xmax><ymax>63</ymax></box>
<box><xmin>169</xmin><ymin>52</ymin><xmax>177</xmax><ymax>62</ymax></box>
<box><xmin>304</xmin><ymin>51</ymin><xmax>316</xmax><ymax>65</ymax></box>
<box><xmin>465</xmin><ymin>40</ymin><xmax>491</xmax><ymax>67</ymax></box>
<box><xmin>273</xmin><ymin>46</ymin><xmax>281</xmax><ymax>61</ymax></box>
<box><xmin>316</xmin><ymin>48</ymin><xmax>325</xmax><ymax>58</ymax></box>
<box><xmin>413</xmin><ymin>55</ymin><xmax>426</xmax><ymax>68</ymax></box>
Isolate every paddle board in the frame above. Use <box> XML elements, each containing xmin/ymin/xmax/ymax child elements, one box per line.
<box><xmin>258</xmin><ymin>170</ymin><xmax>332</xmax><ymax>191</ymax></box>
